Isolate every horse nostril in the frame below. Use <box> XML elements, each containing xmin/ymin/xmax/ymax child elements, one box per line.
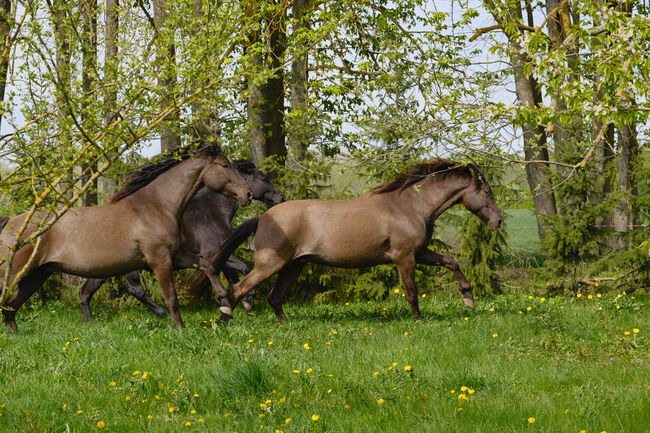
<box><xmin>498</xmin><ymin>219</ymin><xmax>503</xmax><ymax>228</ymax></box>
<box><xmin>247</xmin><ymin>191</ymin><xmax>253</xmax><ymax>201</ymax></box>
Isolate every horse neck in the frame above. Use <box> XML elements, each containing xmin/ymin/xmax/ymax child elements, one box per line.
<box><xmin>139</xmin><ymin>158</ymin><xmax>207</xmax><ymax>222</ymax></box>
<box><xmin>398</xmin><ymin>175</ymin><xmax>472</xmax><ymax>224</ymax></box>
<box><xmin>190</xmin><ymin>186</ymin><xmax>239</xmax><ymax>223</ymax></box>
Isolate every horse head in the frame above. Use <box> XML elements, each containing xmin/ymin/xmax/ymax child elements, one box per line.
<box><xmin>461</xmin><ymin>165</ymin><xmax>503</xmax><ymax>231</ymax></box>
<box><xmin>202</xmin><ymin>155</ymin><xmax>252</xmax><ymax>206</ymax></box>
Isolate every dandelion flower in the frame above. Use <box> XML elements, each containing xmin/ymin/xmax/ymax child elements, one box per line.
<box><xmin>373</xmin><ymin>371</ymin><xmax>380</xmax><ymax>378</ymax></box>
<box><xmin>306</xmin><ymin>368</ymin><xmax>313</xmax><ymax>373</ymax></box>
<box><xmin>132</xmin><ymin>370</ymin><xmax>140</xmax><ymax>375</ymax></box>
<box><xmin>125</xmin><ymin>396</ymin><xmax>131</xmax><ymax>401</ymax></box>
<box><xmin>198</xmin><ymin>418</ymin><xmax>205</xmax><ymax>423</ymax></box>
<box><xmin>292</xmin><ymin>370</ymin><xmax>300</xmax><ymax>374</ymax></box>
<box><xmin>404</xmin><ymin>331</ymin><xmax>408</xmax><ymax>336</ymax></box>
<box><xmin>633</xmin><ymin>328</ymin><xmax>640</xmax><ymax>334</ymax></box>
<box><xmin>422</xmin><ymin>293</ymin><xmax>426</xmax><ymax>298</ymax></box>
<box><xmin>303</xmin><ymin>343</ymin><xmax>311</xmax><ymax>350</ymax></box>
<box><xmin>77</xmin><ymin>410</ymin><xmax>83</xmax><ymax>414</ymax></box>
<box><xmin>526</xmin><ymin>306</ymin><xmax>532</xmax><ymax>311</ymax></box>
<box><xmin>457</xmin><ymin>407</ymin><xmax>463</xmax><ymax>412</ymax></box>
<box><xmin>147</xmin><ymin>415</ymin><xmax>153</xmax><ymax>420</ymax></box>
<box><xmin>169</xmin><ymin>407</ymin><xmax>175</xmax><ymax>413</ymax></box>
<box><xmin>142</xmin><ymin>372</ymin><xmax>149</xmax><ymax>379</ymax></box>
<box><xmin>260</xmin><ymin>403</ymin><xmax>268</xmax><ymax>409</ymax></box>
<box><xmin>489</xmin><ymin>308</ymin><xmax>495</xmax><ymax>312</ymax></box>
<box><xmin>458</xmin><ymin>394</ymin><xmax>469</xmax><ymax>401</ymax></box>
<box><xmin>464</xmin><ymin>317</ymin><xmax>469</xmax><ymax>321</ymax></box>
<box><xmin>404</xmin><ymin>365</ymin><xmax>412</xmax><ymax>371</ymax></box>
<box><xmin>62</xmin><ymin>404</ymin><xmax>67</xmax><ymax>411</ymax></box>
<box><xmin>377</xmin><ymin>398</ymin><xmax>385</xmax><ymax>404</ymax></box>
<box><xmin>540</xmin><ymin>297</ymin><xmax>546</xmax><ymax>302</ymax></box>
<box><xmin>450</xmin><ymin>389</ymin><xmax>456</xmax><ymax>394</ymax></box>
<box><xmin>624</xmin><ymin>331</ymin><xmax>631</xmax><ymax>336</ymax></box>
<box><xmin>460</xmin><ymin>386</ymin><xmax>468</xmax><ymax>392</ymax></box>
<box><xmin>528</xmin><ymin>417</ymin><xmax>535</xmax><ymax>423</ymax></box>
<box><xmin>268</xmin><ymin>341</ymin><xmax>274</xmax><ymax>345</ymax></box>
<box><xmin>191</xmin><ymin>409</ymin><xmax>197</xmax><ymax>414</ymax></box>
<box><xmin>259</xmin><ymin>414</ymin><xmax>265</xmax><ymax>419</ymax></box>
<box><xmin>97</xmin><ymin>421</ymin><xmax>105</xmax><ymax>428</ymax></box>
<box><xmin>311</xmin><ymin>414</ymin><xmax>320</xmax><ymax>421</ymax></box>
<box><xmin>285</xmin><ymin>418</ymin><xmax>292</xmax><ymax>424</ymax></box>
<box><xmin>492</xmin><ymin>333</ymin><xmax>498</xmax><ymax>338</ymax></box>
<box><xmin>279</xmin><ymin>397</ymin><xmax>286</xmax><ymax>403</ymax></box>
<box><xmin>344</xmin><ymin>404</ymin><xmax>350</xmax><ymax>409</ymax></box>
<box><xmin>394</xmin><ymin>289</ymin><xmax>400</xmax><ymax>294</ymax></box>
<box><xmin>194</xmin><ymin>393</ymin><xmax>199</xmax><ymax>398</ymax></box>
<box><xmin>577</xmin><ymin>293</ymin><xmax>582</xmax><ymax>298</ymax></box>
<box><xmin>468</xmin><ymin>389</ymin><xmax>475</xmax><ymax>395</ymax></box>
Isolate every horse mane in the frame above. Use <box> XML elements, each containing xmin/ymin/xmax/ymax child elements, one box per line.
<box><xmin>233</xmin><ymin>159</ymin><xmax>257</xmax><ymax>175</ymax></box>
<box><xmin>370</xmin><ymin>158</ymin><xmax>480</xmax><ymax>195</ymax></box>
<box><xmin>109</xmin><ymin>144</ymin><xmax>222</xmax><ymax>203</ymax></box>
<box><xmin>0</xmin><ymin>216</ymin><xmax>9</xmax><ymax>232</ymax></box>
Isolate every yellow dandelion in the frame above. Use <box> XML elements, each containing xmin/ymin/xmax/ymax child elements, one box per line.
<box><xmin>489</xmin><ymin>308</ymin><xmax>495</xmax><ymax>312</ymax></box>
<box><xmin>169</xmin><ymin>407</ymin><xmax>175</xmax><ymax>413</ymax></box>
<box><xmin>528</xmin><ymin>417</ymin><xmax>535</xmax><ymax>423</ymax></box>
<box><xmin>285</xmin><ymin>418</ymin><xmax>292</xmax><ymax>424</ymax></box>
<box><xmin>541</xmin><ymin>297</ymin><xmax>546</xmax><ymax>302</ymax></box>
<box><xmin>404</xmin><ymin>365</ymin><xmax>412</xmax><ymax>371</ymax></box>
<box><xmin>311</xmin><ymin>414</ymin><xmax>320</xmax><ymax>421</ymax></box>
<box><xmin>597</xmin><ymin>293</ymin><xmax>601</xmax><ymax>298</ymax></box>
<box><xmin>158</xmin><ymin>382</ymin><xmax>164</xmax><ymax>389</ymax></box>
<box><xmin>292</xmin><ymin>369</ymin><xmax>300</xmax><ymax>374</ymax></box>
<box><xmin>97</xmin><ymin>421</ymin><xmax>105</xmax><ymax>428</ymax></box>
<box><xmin>155</xmin><ymin>395</ymin><xmax>160</xmax><ymax>400</ymax></box>
<box><xmin>587</xmin><ymin>294</ymin><xmax>593</xmax><ymax>299</ymax></box>
<box><xmin>468</xmin><ymin>389</ymin><xmax>475</xmax><ymax>395</ymax></box>
<box><xmin>303</xmin><ymin>343</ymin><xmax>311</xmax><ymax>350</ymax></box>
<box><xmin>185</xmin><ymin>421</ymin><xmax>192</xmax><ymax>426</ymax></box>
<box><xmin>268</xmin><ymin>341</ymin><xmax>274</xmax><ymax>345</ymax></box>
<box><xmin>616</xmin><ymin>305</ymin><xmax>621</xmax><ymax>309</ymax></box>
<box><xmin>493</xmin><ymin>333</ymin><xmax>498</xmax><ymax>338</ymax></box>
<box><xmin>373</xmin><ymin>371</ymin><xmax>380</xmax><ymax>378</ymax></box>
<box><xmin>77</xmin><ymin>410</ymin><xmax>83</xmax><ymax>414</ymax></box>
<box><xmin>279</xmin><ymin>397</ymin><xmax>286</xmax><ymax>403</ymax></box>
<box><xmin>404</xmin><ymin>331</ymin><xmax>408</xmax><ymax>336</ymax></box>
<box><xmin>599</xmin><ymin>307</ymin><xmax>603</xmax><ymax>311</ymax></box>
<box><xmin>194</xmin><ymin>393</ymin><xmax>199</xmax><ymax>398</ymax></box>
<box><xmin>259</xmin><ymin>414</ymin><xmax>265</xmax><ymax>419</ymax></box>
<box><xmin>458</xmin><ymin>394</ymin><xmax>469</xmax><ymax>401</ymax></box>
<box><xmin>377</xmin><ymin>398</ymin><xmax>385</xmax><ymax>404</ymax></box>
<box><xmin>260</xmin><ymin>403</ymin><xmax>268</xmax><ymax>409</ymax></box>
<box><xmin>457</xmin><ymin>407</ymin><xmax>463</xmax><ymax>412</ymax></box>
<box><xmin>422</xmin><ymin>293</ymin><xmax>426</xmax><ymax>298</ymax></box>
<box><xmin>62</xmin><ymin>403</ymin><xmax>67</xmax><ymax>411</ymax></box>
<box><xmin>344</xmin><ymin>404</ymin><xmax>350</xmax><ymax>409</ymax></box>
<box><xmin>577</xmin><ymin>293</ymin><xmax>582</xmax><ymax>298</ymax></box>
<box><xmin>518</xmin><ymin>310</ymin><xmax>523</xmax><ymax>315</ymax></box>
<box><xmin>633</xmin><ymin>328</ymin><xmax>640</xmax><ymax>334</ymax></box>
<box><xmin>328</xmin><ymin>388</ymin><xmax>332</xmax><ymax>393</ymax></box>
<box><xmin>450</xmin><ymin>389</ymin><xmax>456</xmax><ymax>394</ymax></box>
<box><xmin>306</xmin><ymin>368</ymin><xmax>313</xmax><ymax>374</ymax></box>
<box><xmin>394</xmin><ymin>289</ymin><xmax>400</xmax><ymax>294</ymax></box>
<box><xmin>460</xmin><ymin>386</ymin><xmax>468</xmax><ymax>392</ymax></box>
<box><xmin>526</xmin><ymin>306</ymin><xmax>532</xmax><ymax>311</ymax></box>
<box><xmin>191</xmin><ymin>409</ymin><xmax>197</xmax><ymax>414</ymax></box>
<box><xmin>464</xmin><ymin>317</ymin><xmax>469</xmax><ymax>321</ymax></box>
<box><xmin>125</xmin><ymin>396</ymin><xmax>131</xmax><ymax>401</ymax></box>
<box><xmin>142</xmin><ymin>372</ymin><xmax>149</xmax><ymax>379</ymax></box>
<box><xmin>198</xmin><ymin>418</ymin><xmax>205</xmax><ymax>423</ymax></box>
<box><xmin>528</xmin><ymin>295</ymin><xmax>533</xmax><ymax>299</ymax></box>
<box><xmin>147</xmin><ymin>415</ymin><xmax>153</xmax><ymax>420</ymax></box>
<box><xmin>66</xmin><ymin>341</ymin><xmax>70</xmax><ymax>346</ymax></box>
<box><xmin>624</xmin><ymin>331</ymin><xmax>631</xmax><ymax>336</ymax></box>
<box><xmin>564</xmin><ymin>409</ymin><xmax>569</xmax><ymax>414</ymax></box>
<box><xmin>248</xmin><ymin>339</ymin><xmax>254</xmax><ymax>343</ymax></box>
<box><xmin>132</xmin><ymin>370</ymin><xmax>140</xmax><ymax>375</ymax></box>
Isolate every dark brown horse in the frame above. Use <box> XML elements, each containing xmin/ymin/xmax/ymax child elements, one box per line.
<box><xmin>78</xmin><ymin>160</ymin><xmax>285</xmax><ymax>321</ymax></box>
<box><xmin>0</xmin><ymin>145</ymin><xmax>252</xmax><ymax>332</ymax></box>
<box><xmin>190</xmin><ymin>159</ymin><xmax>503</xmax><ymax>323</ymax></box>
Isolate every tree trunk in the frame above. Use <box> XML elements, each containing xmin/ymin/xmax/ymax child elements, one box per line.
<box><xmin>247</xmin><ymin>1</ymin><xmax>286</xmax><ymax>167</ymax></box>
<box><xmin>80</xmin><ymin>0</ymin><xmax>98</xmax><ymax>206</ymax></box>
<box><xmin>0</xmin><ymin>0</ymin><xmax>12</xmax><ymax>130</ymax></box>
<box><xmin>609</xmin><ymin>121</ymin><xmax>637</xmax><ymax>248</ymax></box>
<box><xmin>287</xmin><ymin>0</ymin><xmax>310</xmax><ymax>167</ymax></box>
<box><xmin>153</xmin><ymin>0</ymin><xmax>181</xmax><ymax>153</ymax></box>
<box><xmin>102</xmin><ymin>0</ymin><xmax>119</xmax><ymax>198</ymax></box>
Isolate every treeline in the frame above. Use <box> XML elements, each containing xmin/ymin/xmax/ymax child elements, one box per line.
<box><xmin>0</xmin><ymin>1</ymin><xmax>648</xmax><ymax>301</ymax></box>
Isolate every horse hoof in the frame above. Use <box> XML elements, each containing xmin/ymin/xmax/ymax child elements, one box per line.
<box><xmin>241</xmin><ymin>300</ymin><xmax>253</xmax><ymax>313</ymax></box>
<box><xmin>463</xmin><ymin>297</ymin><xmax>475</xmax><ymax>310</ymax></box>
<box><xmin>219</xmin><ymin>314</ymin><xmax>232</xmax><ymax>325</ymax></box>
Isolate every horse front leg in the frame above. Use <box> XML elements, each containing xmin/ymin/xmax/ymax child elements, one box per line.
<box><xmin>123</xmin><ymin>272</ymin><xmax>169</xmax><ymax>318</ymax></box>
<box><xmin>224</xmin><ymin>256</ymin><xmax>256</xmax><ymax>313</ymax></box>
<box><xmin>79</xmin><ymin>278</ymin><xmax>106</xmax><ymax>322</ymax></box>
<box><xmin>394</xmin><ymin>255</ymin><xmax>421</xmax><ymax>320</ymax></box>
<box><xmin>267</xmin><ymin>262</ymin><xmax>304</xmax><ymax>323</ymax></box>
<box><xmin>416</xmin><ymin>248</ymin><xmax>474</xmax><ymax>310</ymax></box>
<box><xmin>147</xmin><ymin>254</ymin><xmax>184</xmax><ymax>329</ymax></box>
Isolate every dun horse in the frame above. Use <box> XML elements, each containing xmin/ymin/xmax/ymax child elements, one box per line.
<box><xmin>78</xmin><ymin>160</ymin><xmax>285</xmax><ymax>321</ymax></box>
<box><xmin>190</xmin><ymin>159</ymin><xmax>503</xmax><ymax>323</ymax></box>
<box><xmin>0</xmin><ymin>145</ymin><xmax>252</xmax><ymax>332</ymax></box>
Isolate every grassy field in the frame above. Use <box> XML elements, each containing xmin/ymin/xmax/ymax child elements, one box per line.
<box><xmin>0</xmin><ymin>291</ymin><xmax>648</xmax><ymax>433</ymax></box>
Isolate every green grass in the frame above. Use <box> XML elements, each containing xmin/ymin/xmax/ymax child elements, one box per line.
<box><xmin>0</xmin><ymin>292</ymin><xmax>648</xmax><ymax>433</ymax></box>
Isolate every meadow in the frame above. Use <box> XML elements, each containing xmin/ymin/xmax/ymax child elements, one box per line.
<box><xmin>0</xmin><ymin>290</ymin><xmax>647</xmax><ymax>433</ymax></box>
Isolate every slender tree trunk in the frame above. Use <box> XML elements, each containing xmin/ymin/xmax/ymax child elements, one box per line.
<box><xmin>247</xmin><ymin>0</ymin><xmax>287</xmax><ymax>167</ymax></box>
<box><xmin>153</xmin><ymin>0</ymin><xmax>181</xmax><ymax>152</ymax></box>
<box><xmin>287</xmin><ymin>0</ymin><xmax>310</xmax><ymax>167</ymax></box>
<box><xmin>102</xmin><ymin>0</ymin><xmax>119</xmax><ymax>198</ymax></box>
<box><xmin>610</xmin><ymin>122</ymin><xmax>636</xmax><ymax>248</ymax></box>
<box><xmin>0</xmin><ymin>0</ymin><xmax>12</xmax><ymax>131</ymax></box>
<box><xmin>80</xmin><ymin>0</ymin><xmax>98</xmax><ymax>206</ymax></box>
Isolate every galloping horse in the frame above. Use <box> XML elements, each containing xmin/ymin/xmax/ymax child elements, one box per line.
<box><xmin>78</xmin><ymin>159</ymin><xmax>285</xmax><ymax>321</ymax></box>
<box><xmin>0</xmin><ymin>145</ymin><xmax>252</xmax><ymax>331</ymax></box>
<box><xmin>190</xmin><ymin>159</ymin><xmax>503</xmax><ymax>323</ymax></box>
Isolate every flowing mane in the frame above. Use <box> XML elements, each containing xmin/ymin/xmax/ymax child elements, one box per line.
<box><xmin>233</xmin><ymin>159</ymin><xmax>257</xmax><ymax>175</ymax></box>
<box><xmin>370</xmin><ymin>158</ymin><xmax>478</xmax><ymax>195</ymax></box>
<box><xmin>109</xmin><ymin>144</ymin><xmax>222</xmax><ymax>203</ymax></box>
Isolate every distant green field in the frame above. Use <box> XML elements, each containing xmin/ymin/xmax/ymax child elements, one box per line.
<box><xmin>1</xmin><ymin>293</ymin><xmax>648</xmax><ymax>433</ymax></box>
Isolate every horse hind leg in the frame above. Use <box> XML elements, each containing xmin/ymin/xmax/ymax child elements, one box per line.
<box><xmin>79</xmin><ymin>277</ymin><xmax>106</xmax><ymax>322</ymax></box>
<box><xmin>267</xmin><ymin>262</ymin><xmax>304</xmax><ymax>323</ymax></box>
<box><xmin>3</xmin><ymin>269</ymin><xmax>51</xmax><ymax>333</ymax></box>
<box><xmin>124</xmin><ymin>271</ymin><xmax>168</xmax><ymax>318</ymax></box>
<box><xmin>223</xmin><ymin>256</ymin><xmax>256</xmax><ymax>313</ymax></box>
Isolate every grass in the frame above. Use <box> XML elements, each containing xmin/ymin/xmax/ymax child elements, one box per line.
<box><xmin>0</xmin><ymin>291</ymin><xmax>648</xmax><ymax>433</ymax></box>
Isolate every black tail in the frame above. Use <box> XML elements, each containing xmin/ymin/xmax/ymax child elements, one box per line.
<box><xmin>0</xmin><ymin>216</ymin><xmax>9</xmax><ymax>232</ymax></box>
<box><xmin>187</xmin><ymin>217</ymin><xmax>260</xmax><ymax>293</ymax></box>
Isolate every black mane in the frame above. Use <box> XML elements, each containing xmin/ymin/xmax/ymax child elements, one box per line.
<box><xmin>233</xmin><ymin>159</ymin><xmax>257</xmax><ymax>175</ymax></box>
<box><xmin>109</xmin><ymin>144</ymin><xmax>222</xmax><ymax>203</ymax></box>
<box><xmin>370</xmin><ymin>159</ymin><xmax>483</xmax><ymax>195</ymax></box>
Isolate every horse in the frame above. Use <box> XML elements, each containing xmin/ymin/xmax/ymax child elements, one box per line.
<box><xmin>78</xmin><ymin>159</ymin><xmax>285</xmax><ymax>322</ymax></box>
<box><xmin>189</xmin><ymin>159</ymin><xmax>503</xmax><ymax>323</ymax></box>
<box><xmin>0</xmin><ymin>145</ymin><xmax>252</xmax><ymax>332</ymax></box>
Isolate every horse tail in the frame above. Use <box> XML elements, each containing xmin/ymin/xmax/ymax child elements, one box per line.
<box><xmin>186</xmin><ymin>216</ymin><xmax>260</xmax><ymax>294</ymax></box>
<box><xmin>0</xmin><ymin>216</ymin><xmax>9</xmax><ymax>232</ymax></box>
